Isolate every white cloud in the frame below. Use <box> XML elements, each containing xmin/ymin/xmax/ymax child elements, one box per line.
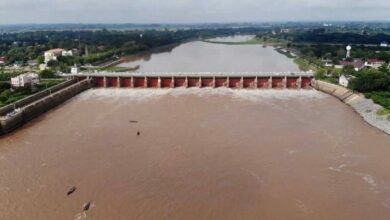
<box><xmin>0</xmin><ymin>0</ymin><xmax>389</xmax><ymax>24</ymax></box>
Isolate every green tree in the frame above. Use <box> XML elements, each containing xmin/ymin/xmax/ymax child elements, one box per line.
<box><xmin>39</xmin><ymin>69</ymin><xmax>55</xmax><ymax>78</ymax></box>
<box><xmin>37</xmin><ymin>56</ymin><xmax>44</xmax><ymax>64</ymax></box>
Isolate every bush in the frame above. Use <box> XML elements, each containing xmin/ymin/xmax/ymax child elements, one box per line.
<box><xmin>39</xmin><ymin>69</ymin><xmax>55</xmax><ymax>78</ymax></box>
<box><xmin>349</xmin><ymin>69</ymin><xmax>390</xmax><ymax>92</ymax></box>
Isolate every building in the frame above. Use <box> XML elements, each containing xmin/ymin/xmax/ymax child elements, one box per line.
<box><xmin>11</xmin><ymin>73</ymin><xmax>39</xmax><ymax>88</ymax></box>
<box><xmin>62</xmin><ymin>50</ymin><xmax>73</xmax><ymax>57</ymax></box>
<box><xmin>71</xmin><ymin>64</ymin><xmax>80</xmax><ymax>74</ymax></box>
<box><xmin>0</xmin><ymin>56</ymin><xmax>5</xmax><ymax>65</ymax></box>
<box><xmin>365</xmin><ymin>59</ymin><xmax>385</xmax><ymax>69</ymax></box>
<box><xmin>44</xmin><ymin>48</ymin><xmax>64</xmax><ymax>63</ymax></box>
<box><xmin>380</xmin><ymin>41</ymin><xmax>388</xmax><ymax>47</ymax></box>
<box><xmin>339</xmin><ymin>75</ymin><xmax>353</xmax><ymax>87</ymax></box>
<box><xmin>27</xmin><ymin>60</ymin><xmax>38</xmax><ymax>66</ymax></box>
<box><xmin>338</xmin><ymin>59</ymin><xmax>365</xmax><ymax>71</ymax></box>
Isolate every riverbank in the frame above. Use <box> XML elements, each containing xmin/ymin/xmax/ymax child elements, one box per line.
<box><xmin>203</xmin><ymin>37</ymin><xmax>286</xmax><ymax>46</ymax></box>
<box><xmin>313</xmin><ymin>80</ymin><xmax>390</xmax><ymax>135</ymax></box>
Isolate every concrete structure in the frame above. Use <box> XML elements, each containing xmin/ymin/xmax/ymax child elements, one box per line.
<box><xmin>44</xmin><ymin>48</ymin><xmax>64</xmax><ymax>63</ymax></box>
<box><xmin>338</xmin><ymin>59</ymin><xmax>365</xmax><ymax>71</ymax></box>
<box><xmin>72</xmin><ymin>72</ymin><xmax>314</xmax><ymax>89</ymax></box>
<box><xmin>0</xmin><ymin>79</ymin><xmax>91</xmax><ymax>135</ymax></box>
<box><xmin>339</xmin><ymin>75</ymin><xmax>353</xmax><ymax>87</ymax></box>
<box><xmin>380</xmin><ymin>41</ymin><xmax>388</xmax><ymax>47</ymax></box>
<box><xmin>346</xmin><ymin>45</ymin><xmax>352</xmax><ymax>58</ymax></box>
<box><xmin>62</xmin><ymin>50</ymin><xmax>73</xmax><ymax>57</ymax></box>
<box><xmin>71</xmin><ymin>64</ymin><xmax>81</xmax><ymax>74</ymax></box>
<box><xmin>0</xmin><ymin>56</ymin><xmax>5</xmax><ymax>65</ymax></box>
<box><xmin>10</xmin><ymin>73</ymin><xmax>39</xmax><ymax>88</ymax></box>
<box><xmin>313</xmin><ymin>80</ymin><xmax>390</xmax><ymax>135</ymax></box>
<box><xmin>365</xmin><ymin>59</ymin><xmax>385</xmax><ymax>69</ymax></box>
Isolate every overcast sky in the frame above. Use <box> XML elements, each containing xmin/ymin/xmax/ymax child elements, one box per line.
<box><xmin>1</xmin><ymin>0</ymin><xmax>389</xmax><ymax>24</ymax></box>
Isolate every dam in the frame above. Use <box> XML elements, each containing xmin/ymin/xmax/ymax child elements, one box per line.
<box><xmin>74</xmin><ymin>72</ymin><xmax>314</xmax><ymax>89</ymax></box>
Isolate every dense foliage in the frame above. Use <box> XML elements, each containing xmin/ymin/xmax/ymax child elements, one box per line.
<box><xmin>0</xmin><ymin>28</ymin><xmax>264</xmax><ymax>65</ymax></box>
<box><xmin>349</xmin><ymin>69</ymin><xmax>390</xmax><ymax>92</ymax></box>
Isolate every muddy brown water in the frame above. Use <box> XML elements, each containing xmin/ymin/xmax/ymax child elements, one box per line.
<box><xmin>1</xmin><ymin>88</ymin><xmax>390</xmax><ymax>220</ymax></box>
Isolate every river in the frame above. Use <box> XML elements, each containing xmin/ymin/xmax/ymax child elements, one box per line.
<box><xmin>117</xmin><ymin>37</ymin><xmax>300</xmax><ymax>72</ymax></box>
<box><xmin>1</xmin><ymin>37</ymin><xmax>390</xmax><ymax>220</ymax></box>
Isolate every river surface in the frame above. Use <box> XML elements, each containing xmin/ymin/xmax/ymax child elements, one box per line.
<box><xmin>118</xmin><ymin>38</ymin><xmax>300</xmax><ymax>72</ymax></box>
<box><xmin>1</xmin><ymin>89</ymin><xmax>390</xmax><ymax>220</ymax></box>
<box><xmin>1</xmin><ymin>37</ymin><xmax>390</xmax><ymax>220</ymax></box>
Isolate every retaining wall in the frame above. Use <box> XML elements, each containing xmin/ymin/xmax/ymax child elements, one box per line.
<box><xmin>0</xmin><ymin>79</ymin><xmax>78</xmax><ymax>116</ymax></box>
<box><xmin>0</xmin><ymin>79</ymin><xmax>92</xmax><ymax>135</ymax></box>
<box><xmin>313</xmin><ymin>80</ymin><xmax>390</xmax><ymax>135</ymax></box>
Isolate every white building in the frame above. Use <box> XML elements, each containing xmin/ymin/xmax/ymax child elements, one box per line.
<box><xmin>339</xmin><ymin>75</ymin><xmax>353</xmax><ymax>87</ymax></box>
<box><xmin>11</xmin><ymin>73</ymin><xmax>39</xmax><ymax>88</ymax></box>
<box><xmin>44</xmin><ymin>48</ymin><xmax>64</xmax><ymax>63</ymax></box>
<box><xmin>365</xmin><ymin>59</ymin><xmax>386</xmax><ymax>69</ymax></box>
<box><xmin>62</xmin><ymin>50</ymin><xmax>73</xmax><ymax>57</ymax></box>
<box><xmin>380</xmin><ymin>42</ymin><xmax>388</xmax><ymax>47</ymax></box>
<box><xmin>0</xmin><ymin>57</ymin><xmax>5</xmax><ymax>65</ymax></box>
<box><xmin>71</xmin><ymin>64</ymin><xmax>80</xmax><ymax>74</ymax></box>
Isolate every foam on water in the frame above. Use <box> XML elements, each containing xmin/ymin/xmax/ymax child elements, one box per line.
<box><xmin>77</xmin><ymin>88</ymin><xmax>328</xmax><ymax>103</ymax></box>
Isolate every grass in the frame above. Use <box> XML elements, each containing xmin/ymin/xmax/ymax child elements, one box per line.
<box><xmin>365</xmin><ymin>91</ymin><xmax>390</xmax><ymax>111</ymax></box>
<box><xmin>0</xmin><ymin>79</ymin><xmax>65</xmax><ymax>108</ymax></box>
<box><xmin>377</xmin><ymin>108</ymin><xmax>390</xmax><ymax>116</ymax></box>
<box><xmin>294</xmin><ymin>58</ymin><xmax>316</xmax><ymax>72</ymax></box>
<box><xmin>203</xmin><ymin>37</ymin><xmax>287</xmax><ymax>46</ymax></box>
<box><xmin>97</xmin><ymin>66</ymin><xmax>138</xmax><ymax>72</ymax></box>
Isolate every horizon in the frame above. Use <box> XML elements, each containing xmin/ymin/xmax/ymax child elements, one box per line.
<box><xmin>1</xmin><ymin>0</ymin><xmax>390</xmax><ymax>24</ymax></box>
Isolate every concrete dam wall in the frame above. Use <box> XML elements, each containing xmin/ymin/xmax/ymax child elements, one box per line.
<box><xmin>313</xmin><ymin>80</ymin><xmax>390</xmax><ymax>135</ymax></box>
<box><xmin>75</xmin><ymin>72</ymin><xmax>314</xmax><ymax>89</ymax></box>
<box><xmin>0</xmin><ymin>79</ymin><xmax>92</xmax><ymax>135</ymax></box>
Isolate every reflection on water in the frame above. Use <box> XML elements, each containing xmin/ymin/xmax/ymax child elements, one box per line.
<box><xmin>118</xmin><ymin>37</ymin><xmax>300</xmax><ymax>72</ymax></box>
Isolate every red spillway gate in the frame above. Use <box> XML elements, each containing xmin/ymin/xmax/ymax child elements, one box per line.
<box><xmin>302</xmin><ymin>78</ymin><xmax>312</xmax><ymax>88</ymax></box>
<box><xmin>147</xmin><ymin>77</ymin><xmax>159</xmax><ymax>88</ymax></box>
<box><xmin>175</xmin><ymin>78</ymin><xmax>186</xmax><ymax>87</ymax></box>
<box><xmin>229</xmin><ymin>78</ymin><xmax>241</xmax><ymax>88</ymax></box>
<box><xmin>201</xmin><ymin>78</ymin><xmax>214</xmax><ymax>87</ymax></box>
<box><xmin>272</xmin><ymin>77</ymin><xmax>283</xmax><ymax>88</ymax></box>
<box><xmin>188</xmin><ymin>78</ymin><xmax>200</xmax><ymax>87</ymax></box>
<box><xmin>161</xmin><ymin>78</ymin><xmax>172</xmax><ymax>88</ymax></box>
<box><xmin>121</xmin><ymin>77</ymin><xmax>132</xmax><ymax>88</ymax></box>
<box><xmin>258</xmin><ymin>78</ymin><xmax>269</xmax><ymax>88</ymax></box>
<box><xmin>215</xmin><ymin>77</ymin><xmax>227</xmax><ymax>87</ymax></box>
<box><xmin>133</xmin><ymin>77</ymin><xmax>145</xmax><ymax>88</ymax></box>
<box><xmin>106</xmin><ymin>77</ymin><xmax>118</xmax><ymax>87</ymax></box>
<box><xmin>286</xmin><ymin>77</ymin><xmax>298</xmax><ymax>88</ymax></box>
<box><xmin>243</xmin><ymin>77</ymin><xmax>256</xmax><ymax>88</ymax></box>
<box><xmin>95</xmin><ymin>77</ymin><xmax>105</xmax><ymax>87</ymax></box>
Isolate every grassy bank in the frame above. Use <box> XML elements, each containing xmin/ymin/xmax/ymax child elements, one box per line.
<box><xmin>365</xmin><ymin>91</ymin><xmax>390</xmax><ymax>111</ymax></box>
<box><xmin>0</xmin><ymin>79</ymin><xmax>65</xmax><ymax>107</ymax></box>
<box><xmin>294</xmin><ymin>58</ymin><xmax>316</xmax><ymax>71</ymax></box>
<box><xmin>203</xmin><ymin>37</ymin><xmax>286</xmax><ymax>46</ymax></box>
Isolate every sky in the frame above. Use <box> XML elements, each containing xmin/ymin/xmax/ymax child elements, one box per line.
<box><xmin>0</xmin><ymin>0</ymin><xmax>390</xmax><ymax>24</ymax></box>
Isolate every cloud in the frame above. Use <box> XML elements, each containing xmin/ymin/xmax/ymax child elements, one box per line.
<box><xmin>0</xmin><ymin>0</ymin><xmax>389</xmax><ymax>24</ymax></box>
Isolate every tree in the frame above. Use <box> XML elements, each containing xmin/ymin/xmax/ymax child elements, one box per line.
<box><xmin>37</xmin><ymin>56</ymin><xmax>44</xmax><ymax>64</ymax></box>
<box><xmin>39</xmin><ymin>69</ymin><xmax>55</xmax><ymax>78</ymax></box>
<box><xmin>46</xmin><ymin>60</ymin><xmax>59</xmax><ymax>68</ymax></box>
<box><xmin>349</xmin><ymin>69</ymin><xmax>390</xmax><ymax>92</ymax></box>
<box><xmin>315</xmin><ymin>68</ymin><xmax>326</xmax><ymax>79</ymax></box>
<box><xmin>342</xmin><ymin>65</ymin><xmax>356</xmax><ymax>75</ymax></box>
